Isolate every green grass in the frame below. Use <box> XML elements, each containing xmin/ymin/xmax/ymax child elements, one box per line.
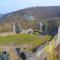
<box><xmin>45</xmin><ymin>38</ymin><xmax>58</xmax><ymax>60</ymax></box>
<box><xmin>0</xmin><ymin>34</ymin><xmax>51</xmax><ymax>48</ymax></box>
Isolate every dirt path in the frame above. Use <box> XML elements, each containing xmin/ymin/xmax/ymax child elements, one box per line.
<box><xmin>0</xmin><ymin>32</ymin><xmax>16</xmax><ymax>36</ymax></box>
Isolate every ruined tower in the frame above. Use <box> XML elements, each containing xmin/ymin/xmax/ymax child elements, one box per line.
<box><xmin>12</xmin><ymin>22</ymin><xmax>21</xmax><ymax>33</ymax></box>
<box><xmin>12</xmin><ymin>22</ymin><xmax>16</xmax><ymax>32</ymax></box>
<box><xmin>40</xmin><ymin>21</ymin><xmax>43</xmax><ymax>32</ymax></box>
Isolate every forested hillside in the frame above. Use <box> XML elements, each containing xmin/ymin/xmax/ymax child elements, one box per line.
<box><xmin>0</xmin><ymin>6</ymin><xmax>60</xmax><ymax>33</ymax></box>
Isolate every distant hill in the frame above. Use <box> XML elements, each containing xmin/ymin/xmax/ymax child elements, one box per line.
<box><xmin>1</xmin><ymin>6</ymin><xmax>60</xmax><ymax>22</ymax></box>
<box><xmin>0</xmin><ymin>14</ymin><xmax>3</xmax><ymax>17</ymax></box>
<box><xmin>0</xmin><ymin>6</ymin><xmax>60</xmax><ymax>32</ymax></box>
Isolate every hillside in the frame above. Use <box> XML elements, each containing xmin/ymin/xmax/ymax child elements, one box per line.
<box><xmin>0</xmin><ymin>34</ymin><xmax>51</xmax><ymax>50</ymax></box>
<box><xmin>0</xmin><ymin>6</ymin><xmax>60</xmax><ymax>32</ymax></box>
<box><xmin>0</xmin><ymin>14</ymin><xmax>3</xmax><ymax>17</ymax></box>
<box><xmin>0</xmin><ymin>6</ymin><xmax>60</xmax><ymax>23</ymax></box>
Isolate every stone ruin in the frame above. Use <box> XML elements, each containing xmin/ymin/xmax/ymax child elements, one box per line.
<box><xmin>12</xmin><ymin>22</ymin><xmax>33</xmax><ymax>34</ymax></box>
<box><xmin>40</xmin><ymin>21</ymin><xmax>43</xmax><ymax>32</ymax></box>
<box><xmin>56</xmin><ymin>25</ymin><xmax>60</xmax><ymax>46</ymax></box>
<box><xmin>12</xmin><ymin>22</ymin><xmax>21</xmax><ymax>33</ymax></box>
<box><xmin>53</xmin><ymin>25</ymin><xmax>60</xmax><ymax>47</ymax></box>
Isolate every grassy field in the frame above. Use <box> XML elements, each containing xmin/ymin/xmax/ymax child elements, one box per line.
<box><xmin>0</xmin><ymin>34</ymin><xmax>51</xmax><ymax>49</ymax></box>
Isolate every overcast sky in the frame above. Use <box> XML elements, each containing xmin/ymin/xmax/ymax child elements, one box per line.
<box><xmin>0</xmin><ymin>0</ymin><xmax>60</xmax><ymax>14</ymax></box>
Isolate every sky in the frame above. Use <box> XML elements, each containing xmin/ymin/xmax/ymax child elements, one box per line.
<box><xmin>0</xmin><ymin>0</ymin><xmax>60</xmax><ymax>14</ymax></box>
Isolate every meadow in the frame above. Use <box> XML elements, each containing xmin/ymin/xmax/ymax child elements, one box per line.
<box><xmin>0</xmin><ymin>34</ymin><xmax>51</xmax><ymax>48</ymax></box>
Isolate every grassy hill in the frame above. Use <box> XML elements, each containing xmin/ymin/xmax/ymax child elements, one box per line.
<box><xmin>0</xmin><ymin>34</ymin><xmax>51</xmax><ymax>50</ymax></box>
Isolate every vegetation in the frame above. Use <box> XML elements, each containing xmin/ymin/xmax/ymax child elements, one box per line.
<box><xmin>55</xmin><ymin>44</ymin><xmax>60</xmax><ymax>60</ymax></box>
<box><xmin>45</xmin><ymin>39</ymin><xmax>58</xmax><ymax>60</ymax></box>
<box><xmin>0</xmin><ymin>6</ymin><xmax>60</xmax><ymax>34</ymax></box>
<box><xmin>0</xmin><ymin>34</ymin><xmax>51</xmax><ymax>50</ymax></box>
<box><xmin>0</xmin><ymin>23</ymin><xmax>11</xmax><ymax>32</ymax></box>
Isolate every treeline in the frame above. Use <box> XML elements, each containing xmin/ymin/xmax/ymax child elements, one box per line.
<box><xmin>32</xmin><ymin>18</ymin><xmax>60</xmax><ymax>35</ymax></box>
<box><xmin>0</xmin><ymin>17</ymin><xmax>60</xmax><ymax>35</ymax></box>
